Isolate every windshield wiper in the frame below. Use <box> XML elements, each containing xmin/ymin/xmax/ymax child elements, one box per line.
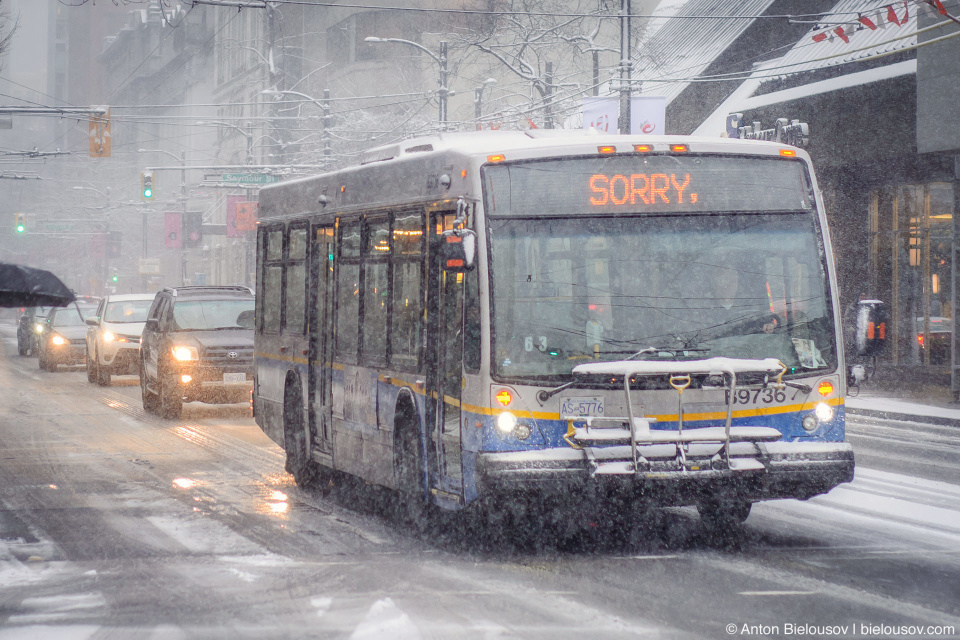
<box><xmin>536</xmin><ymin>380</ymin><xmax>576</xmax><ymax>405</ymax></box>
<box><xmin>627</xmin><ymin>345</ymin><xmax>710</xmax><ymax>360</ymax></box>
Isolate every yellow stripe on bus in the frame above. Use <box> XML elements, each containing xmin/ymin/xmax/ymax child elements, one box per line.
<box><xmin>257</xmin><ymin>353</ymin><xmax>845</xmax><ymax>422</ymax></box>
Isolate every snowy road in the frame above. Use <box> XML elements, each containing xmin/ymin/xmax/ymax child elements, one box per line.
<box><xmin>1</xmin><ymin>324</ymin><xmax>958</xmax><ymax>639</ymax></box>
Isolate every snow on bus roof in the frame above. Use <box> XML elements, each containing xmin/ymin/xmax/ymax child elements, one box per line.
<box><xmin>573</xmin><ymin>357</ymin><xmax>785</xmax><ymax>377</ymax></box>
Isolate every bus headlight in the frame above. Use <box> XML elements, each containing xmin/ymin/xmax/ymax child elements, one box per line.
<box><xmin>496</xmin><ymin>411</ymin><xmax>517</xmax><ymax>434</ymax></box>
<box><xmin>801</xmin><ymin>414</ymin><xmax>818</xmax><ymax>431</ymax></box>
<box><xmin>514</xmin><ymin>423</ymin><xmax>532</xmax><ymax>440</ymax></box>
<box><xmin>172</xmin><ymin>346</ymin><xmax>199</xmax><ymax>361</ymax></box>
<box><xmin>814</xmin><ymin>402</ymin><xmax>834</xmax><ymax>423</ymax></box>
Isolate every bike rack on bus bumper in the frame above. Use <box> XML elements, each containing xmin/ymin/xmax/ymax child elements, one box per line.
<box><xmin>567</xmin><ymin>357</ymin><xmax>788</xmax><ymax>477</ymax></box>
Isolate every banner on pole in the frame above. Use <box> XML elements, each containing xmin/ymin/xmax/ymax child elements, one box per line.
<box><xmin>582</xmin><ymin>96</ymin><xmax>666</xmax><ymax>134</ymax></box>
<box><xmin>630</xmin><ymin>96</ymin><xmax>666</xmax><ymax>135</ymax></box>
<box><xmin>226</xmin><ymin>196</ymin><xmax>258</xmax><ymax>237</ymax></box>
<box><xmin>165</xmin><ymin>212</ymin><xmax>182</xmax><ymax>249</ymax></box>
<box><xmin>582</xmin><ymin>97</ymin><xmax>617</xmax><ymax>133</ymax></box>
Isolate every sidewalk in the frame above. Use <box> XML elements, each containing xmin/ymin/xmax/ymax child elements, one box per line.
<box><xmin>845</xmin><ymin>386</ymin><xmax>960</xmax><ymax>427</ymax></box>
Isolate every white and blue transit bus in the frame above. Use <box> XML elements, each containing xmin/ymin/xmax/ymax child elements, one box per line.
<box><xmin>253</xmin><ymin>130</ymin><xmax>854</xmax><ymax>529</ymax></box>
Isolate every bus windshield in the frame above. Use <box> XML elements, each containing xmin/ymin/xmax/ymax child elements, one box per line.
<box><xmin>489</xmin><ymin>211</ymin><xmax>837</xmax><ymax>380</ymax></box>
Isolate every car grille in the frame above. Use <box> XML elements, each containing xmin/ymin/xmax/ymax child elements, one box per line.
<box><xmin>203</xmin><ymin>346</ymin><xmax>254</xmax><ymax>367</ymax></box>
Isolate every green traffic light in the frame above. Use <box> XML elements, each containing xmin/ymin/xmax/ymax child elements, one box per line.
<box><xmin>112</xmin><ymin>275</ymin><xmax>119</xmax><ymax>282</ymax></box>
<box><xmin>16</xmin><ymin>224</ymin><xmax>24</xmax><ymax>233</ymax></box>
<box><xmin>143</xmin><ymin>188</ymin><xmax>153</xmax><ymax>198</ymax></box>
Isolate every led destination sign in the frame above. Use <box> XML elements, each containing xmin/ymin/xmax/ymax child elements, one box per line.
<box><xmin>483</xmin><ymin>155</ymin><xmax>812</xmax><ymax>216</ymax></box>
<box><xmin>589</xmin><ymin>173</ymin><xmax>695</xmax><ymax>206</ymax></box>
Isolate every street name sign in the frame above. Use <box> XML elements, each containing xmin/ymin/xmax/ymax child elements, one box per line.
<box><xmin>221</xmin><ymin>173</ymin><xmax>280</xmax><ymax>185</ymax></box>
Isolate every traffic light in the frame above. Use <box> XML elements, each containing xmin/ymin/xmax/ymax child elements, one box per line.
<box><xmin>141</xmin><ymin>171</ymin><xmax>154</xmax><ymax>201</ymax></box>
<box><xmin>15</xmin><ymin>213</ymin><xmax>25</xmax><ymax>234</ymax></box>
<box><xmin>111</xmin><ymin>268</ymin><xmax>119</xmax><ymax>283</ymax></box>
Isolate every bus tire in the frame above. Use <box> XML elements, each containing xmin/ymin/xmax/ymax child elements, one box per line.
<box><xmin>697</xmin><ymin>499</ymin><xmax>751</xmax><ymax>530</ymax></box>
<box><xmin>394</xmin><ymin>398</ymin><xmax>432</xmax><ymax>534</ymax></box>
<box><xmin>283</xmin><ymin>375</ymin><xmax>317</xmax><ymax>487</ymax></box>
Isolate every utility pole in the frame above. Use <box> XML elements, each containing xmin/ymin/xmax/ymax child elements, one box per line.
<box><xmin>618</xmin><ymin>0</ymin><xmax>632</xmax><ymax>135</ymax></box>
<box><xmin>266</xmin><ymin>2</ymin><xmax>285</xmax><ymax>163</ymax></box>
<box><xmin>439</xmin><ymin>40</ymin><xmax>448</xmax><ymax>129</ymax></box>
<box><xmin>544</xmin><ymin>62</ymin><xmax>554</xmax><ymax>129</ymax></box>
<box><xmin>322</xmin><ymin>89</ymin><xmax>332</xmax><ymax>159</ymax></box>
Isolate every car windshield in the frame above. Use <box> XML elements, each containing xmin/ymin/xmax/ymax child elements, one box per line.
<box><xmin>104</xmin><ymin>300</ymin><xmax>152</xmax><ymax>323</ymax></box>
<box><xmin>52</xmin><ymin>306</ymin><xmax>92</xmax><ymax>327</ymax></box>
<box><xmin>171</xmin><ymin>299</ymin><xmax>255</xmax><ymax>331</ymax></box>
<box><xmin>489</xmin><ymin>212</ymin><xmax>837</xmax><ymax>380</ymax></box>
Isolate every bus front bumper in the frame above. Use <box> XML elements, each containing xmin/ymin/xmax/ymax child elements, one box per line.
<box><xmin>475</xmin><ymin>441</ymin><xmax>854</xmax><ymax>504</ymax></box>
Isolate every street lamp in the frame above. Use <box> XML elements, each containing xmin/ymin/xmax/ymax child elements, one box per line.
<box><xmin>196</xmin><ymin>121</ymin><xmax>254</xmax><ymax>165</ymax></box>
<box><xmin>475</xmin><ymin>78</ymin><xmax>496</xmax><ymax>126</ymax></box>
<box><xmin>364</xmin><ymin>36</ymin><xmax>448</xmax><ymax>128</ymax></box>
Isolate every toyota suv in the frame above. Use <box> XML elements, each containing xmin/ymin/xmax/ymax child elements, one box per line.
<box><xmin>139</xmin><ymin>286</ymin><xmax>255</xmax><ymax>419</ymax></box>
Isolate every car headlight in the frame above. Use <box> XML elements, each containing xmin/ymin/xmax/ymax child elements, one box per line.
<box><xmin>102</xmin><ymin>331</ymin><xmax>115</xmax><ymax>342</ymax></box>
<box><xmin>34</xmin><ymin>323</ymin><xmax>45</xmax><ymax>333</ymax></box>
<box><xmin>172</xmin><ymin>346</ymin><xmax>199</xmax><ymax>361</ymax></box>
<box><xmin>51</xmin><ymin>334</ymin><xmax>66</xmax><ymax>346</ymax></box>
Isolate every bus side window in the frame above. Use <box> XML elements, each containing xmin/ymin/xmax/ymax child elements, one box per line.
<box><xmin>336</xmin><ymin>222</ymin><xmax>362</xmax><ymax>362</ymax></box>
<box><xmin>361</xmin><ymin>219</ymin><xmax>390</xmax><ymax>364</ymax></box>
<box><xmin>390</xmin><ymin>211</ymin><xmax>424</xmax><ymax>369</ymax></box>
<box><xmin>261</xmin><ymin>228</ymin><xmax>283</xmax><ymax>334</ymax></box>
<box><xmin>284</xmin><ymin>227</ymin><xmax>308</xmax><ymax>335</ymax></box>
<box><xmin>391</xmin><ymin>261</ymin><xmax>421</xmax><ymax>368</ymax></box>
<box><xmin>464</xmin><ymin>266</ymin><xmax>480</xmax><ymax>373</ymax></box>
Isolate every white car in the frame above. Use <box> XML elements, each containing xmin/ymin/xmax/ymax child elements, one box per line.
<box><xmin>85</xmin><ymin>293</ymin><xmax>156</xmax><ymax>386</ymax></box>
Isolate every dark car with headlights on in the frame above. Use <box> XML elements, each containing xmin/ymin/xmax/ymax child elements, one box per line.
<box><xmin>18</xmin><ymin>306</ymin><xmax>53</xmax><ymax>356</ymax></box>
<box><xmin>139</xmin><ymin>286</ymin><xmax>255</xmax><ymax>419</ymax></box>
<box><xmin>38</xmin><ymin>304</ymin><xmax>96</xmax><ymax>371</ymax></box>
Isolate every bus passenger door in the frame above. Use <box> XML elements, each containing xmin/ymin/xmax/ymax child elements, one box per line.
<box><xmin>309</xmin><ymin>225</ymin><xmax>335</xmax><ymax>455</ymax></box>
<box><xmin>428</xmin><ymin>212</ymin><xmax>464</xmax><ymax>497</ymax></box>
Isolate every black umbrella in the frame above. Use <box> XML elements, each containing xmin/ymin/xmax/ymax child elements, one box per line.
<box><xmin>0</xmin><ymin>262</ymin><xmax>76</xmax><ymax>308</ymax></box>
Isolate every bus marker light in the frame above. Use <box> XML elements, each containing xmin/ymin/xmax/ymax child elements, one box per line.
<box><xmin>515</xmin><ymin>423</ymin><xmax>531</xmax><ymax>440</ymax></box>
<box><xmin>780</xmin><ymin>149</ymin><xmax>797</xmax><ymax>157</ymax></box>
<box><xmin>340</xmin><ymin>185</ymin><xmax>346</xmax><ymax>193</ymax></box>
<box><xmin>461</xmin><ymin>169</ymin><xmax>467</xmax><ymax>178</ymax></box>
<box><xmin>801</xmin><ymin>414</ymin><xmax>818</xmax><ymax>431</ymax></box>
<box><xmin>633</xmin><ymin>144</ymin><xmax>652</xmax><ymax>153</ymax></box>
<box><xmin>670</xmin><ymin>144</ymin><xmax>688</xmax><ymax>153</ymax></box>
<box><xmin>495</xmin><ymin>390</ymin><xmax>512</xmax><ymax>406</ymax></box>
<box><xmin>817</xmin><ymin>380</ymin><xmax>834</xmax><ymax>397</ymax></box>
<box><xmin>487</xmin><ymin>154</ymin><xmax>506</xmax><ymax>163</ymax></box>
<box><xmin>597</xmin><ymin>145</ymin><xmax>616</xmax><ymax>154</ymax></box>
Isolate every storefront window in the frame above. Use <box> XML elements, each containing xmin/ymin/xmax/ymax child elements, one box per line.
<box><xmin>870</xmin><ymin>183</ymin><xmax>953</xmax><ymax>366</ymax></box>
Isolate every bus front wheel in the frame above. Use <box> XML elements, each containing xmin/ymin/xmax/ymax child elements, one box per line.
<box><xmin>697</xmin><ymin>499</ymin><xmax>752</xmax><ymax>530</ymax></box>
<box><xmin>283</xmin><ymin>377</ymin><xmax>318</xmax><ymax>487</ymax></box>
<box><xmin>395</xmin><ymin>405</ymin><xmax>432</xmax><ymax>534</ymax></box>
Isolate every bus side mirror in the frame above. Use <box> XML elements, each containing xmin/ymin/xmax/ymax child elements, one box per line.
<box><xmin>854</xmin><ymin>300</ymin><xmax>888</xmax><ymax>357</ymax></box>
<box><xmin>441</xmin><ymin>229</ymin><xmax>476</xmax><ymax>272</ymax></box>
